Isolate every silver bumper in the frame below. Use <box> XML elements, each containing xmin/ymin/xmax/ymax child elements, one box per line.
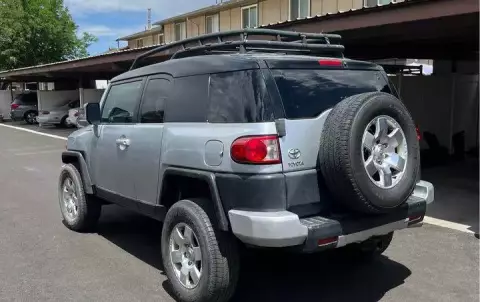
<box><xmin>229</xmin><ymin>180</ymin><xmax>434</xmax><ymax>248</ymax></box>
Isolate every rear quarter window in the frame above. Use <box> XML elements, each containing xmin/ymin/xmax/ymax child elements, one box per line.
<box><xmin>207</xmin><ymin>69</ymin><xmax>275</xmax><ymax>123</ymax></box>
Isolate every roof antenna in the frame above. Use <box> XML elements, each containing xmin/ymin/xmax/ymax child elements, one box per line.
<box><xmin>147</xmin><ymin>8</ymin><xmax>152</xmax><ymax>30</ymax></box>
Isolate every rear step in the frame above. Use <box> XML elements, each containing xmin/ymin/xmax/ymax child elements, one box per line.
<box><xmin>299</xmin><ymin>197</ymin><xmax>426</xmax><ymax>252</ymax></box>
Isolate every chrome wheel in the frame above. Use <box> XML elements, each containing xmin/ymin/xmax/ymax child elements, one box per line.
<box><xmin>62</xmin><ymin>177</ymin><xmax>78</xmax><ymax>219</ymax></box>
<box><xmin>26</xmin><ymin>112</ymin><xmax>37</xmax><ymax>124</ymax></box>
<box><xmin>169</xmin><ymin>223</ymin><xmax>202</xmax><ymax>289</ymax></box>
<box><xmin>362</xmin><ymin>115</ymin><xmax>408</xmax><ymax>189</ymax></box>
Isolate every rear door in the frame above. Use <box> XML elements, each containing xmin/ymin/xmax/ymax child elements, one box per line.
<box><xmin>91</xmin><ymin>79</ymin><xmax>144</xmax><ymax>201</ymax></box>
<box><xmin>269</xmin><ymin>67</ymin><xmax>393</xmax><ymax>173</ymax></box>
<box><xmin>128</xmin><ymin>75</ymin><xmax>171</xmax><ymax>209</ymax></box>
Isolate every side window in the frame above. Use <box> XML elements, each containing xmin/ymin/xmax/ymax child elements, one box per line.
<box><xmin>207</xmin><ymin>69</ymin><xmax>275</xmax><ymax>123</ymax></box>
<box><xmin>165</xmin><ymin>75</ymin><xmax>209</xmax><ymax>123</ymax></box>
<box><xmin>101</xmin><ymin>81</ymin><xmax>143</xmax><ymax>124</ymax></box>
<box><xmin>140</xmin><ymin>78</ymin><xmax>170</xmax><ymax>123</ymax></box>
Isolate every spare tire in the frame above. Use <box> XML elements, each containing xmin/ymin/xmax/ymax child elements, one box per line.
<box><xmin>319</xmin><ymin>92</ymin><xmax>420</xmax><ymax>214</ymax></box>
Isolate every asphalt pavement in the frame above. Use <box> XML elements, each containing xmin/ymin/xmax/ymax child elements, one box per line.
<box><xmin>0</xmin><ymin>125</ymin><xmax>478</xmax><ymax>302</ymax></box>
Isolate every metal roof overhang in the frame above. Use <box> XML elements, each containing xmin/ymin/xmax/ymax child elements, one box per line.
<box><xmin>0</xmin><ymin>46</ymin><xmax>165</xmax><ymax>82</ymax></box>
<box><xmin>267</xmin><ymin>0</ymin><xmax>479</xmax><ymax>60</ymax></box>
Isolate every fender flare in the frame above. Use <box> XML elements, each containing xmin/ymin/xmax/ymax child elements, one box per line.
<box><xmin>162</xmin><ymin>167</ymin><xmax>229</xmax><ymax>231</ymax></box>
<box><xmin>61</xmin><ymin>151</ymin><xmax>94</xmax><ymax>194</ymax></box>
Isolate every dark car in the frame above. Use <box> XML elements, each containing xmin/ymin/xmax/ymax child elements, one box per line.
<box><xmin>10</xmin><ymin>91</ymin><xmax>38</xmax><ymax>124</ymax></box>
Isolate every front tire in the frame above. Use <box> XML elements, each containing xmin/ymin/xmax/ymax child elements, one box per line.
<box><xmin>161</xmin><ymin>199</ymin><xmax>239</xmax><ymax>302</ymax></box>
<box><xmin>58</xmin><ymin>164</ymin><xmax>101</xmax><ymax>232</ymax></box>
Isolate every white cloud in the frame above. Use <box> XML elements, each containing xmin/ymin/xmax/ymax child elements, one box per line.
<box><xmin>79</xmin><ymin>24</ymin><xmax>144</xmax><ymax>38</ymax></box>
<box><xmin>65</xmin><ymin>0</ymin><xmax>217</xmax><ymax>19</ymax></box>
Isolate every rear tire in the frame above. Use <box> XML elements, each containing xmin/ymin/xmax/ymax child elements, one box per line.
<box><xmin>24</xmin><ymin>111</ymin><xmax>37</xmax><ymax>124</ymax></box>
<box><xmin>59</xmin><ymin>116</ymin><xmax>70</xmax><ymax>128</ymax></box>
<box><xmin>58</xmin><ymin>164</ymin><xmax>101</xmax><ymax>232</ymax></box>
<box><xmin>161</xmin><ymin>199</ymin><xmax>239</xmax><ymax>302</ymax></box>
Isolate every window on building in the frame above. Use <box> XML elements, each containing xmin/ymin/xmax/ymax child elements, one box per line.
<box><xmin>156</xmin><ymin>34</ymin><xmax>164</xmax><ymax>45</ymax></box>
<box><xmin>174</xmin><ymin>22</ymin><xmax>186</xmax><ymax>41</ymax></box>
<box><xmin>365</xmin><ymin>0</ymin><xmax>394</xmax><ymax>7</ymax></box>
<box><xmin>241</xmin><ymin>5</ymin><xmax>258</xmax><ymax>28</ymax></box>
<box><xmin>290</xmin><ymin>0</ymin><xmax>310</xmax><ymax>19</ymax></box>
<box><xmin>136</xmin><ymin>39</ymin><xmax>144</xmax><ymax>48</ymax></box>
<box><xmin>206</xmin><ymin>14</ymin><xmax>219</xmax><ymax>33</ymax></box>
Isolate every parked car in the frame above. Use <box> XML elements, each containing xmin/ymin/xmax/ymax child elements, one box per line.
<box><xmin>57</xmin><ymin>29</ymin><xmax>435</xmax><ymax>302</ymax></box>
<box><xmin>37</xmin><ymin>99</ymin><xmax>80</xmax><ymax>127</ymax></box>
<box><xmin>10</xmin><ymin>91</ymin><xmax>38</xmax><ymax>124</ymax></box>
<box><xmin>66</xmin><ymin>105</ymin><xmax>86</xmax><ymax>128</ymax></box>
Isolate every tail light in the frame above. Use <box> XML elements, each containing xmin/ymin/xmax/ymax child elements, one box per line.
<box><xmin>318</xmin><ymin>59</ymin><xmax>343</xmax><ymax>67</ymax></box>
<box><xmin>416</xmin><ymin>127</ymin><xmax>421</xmax><ymax>141</ymax></box>
<box><xmin>11</xmin><ymin>104</ymin><xmax>19</xmax><ymax>110</ymax></box>
<box><xmin>74</xmin><ymin>111</ymin><xmax>79</xmax><ymax>117</ymax></box>
<box><xmin>231</xmin><ymin>135</ymin><xmax>281</xmax><ymax>164</ymax></box>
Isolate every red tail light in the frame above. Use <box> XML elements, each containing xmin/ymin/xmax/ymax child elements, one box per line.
<box><xmin>11</xmin><ymin>104</ymin><xmax>19</xmax><ymax>110</ymax></box>
<box><xmin>231</xmin><ymin>135</ymin><xmax>281</xmax><ymax>164</ymax></box>
<box><xmin>318</xmin><ymin>59</ymin><xmax>343</xmax><ymax>67</ymax></box>
<box><xmin>416</xmin><ymin>127</ymin><xmax>421</xmax><ymax>141</ymax></box>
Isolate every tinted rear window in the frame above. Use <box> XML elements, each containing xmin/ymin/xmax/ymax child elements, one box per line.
<box><xmin>14</xmin><ymin>93</ymin><xmax>37</xmax><ymax>105</ymax></box>
<box><xmin>272</xmin><ymin>69</ymin><xmax>392</xmax><ymax>119</ymax></box>
<box><xmin>207</xmin><ymin>70</ymin><xmax>275</xmax><ymax>123</ymax></box>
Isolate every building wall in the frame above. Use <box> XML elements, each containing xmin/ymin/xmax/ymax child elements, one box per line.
<box><xmin>128</xmin><ymin>0</ymin><xmax>398</xmax><ymax>45</ymax></box>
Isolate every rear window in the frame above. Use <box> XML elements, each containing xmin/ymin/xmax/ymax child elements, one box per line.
<box><xmin>13</xmin><ymin>93</ymin><xmax>37</xmax><ymax>105</ymax></box>
<box><xmin>207</xmin><ymin>70</ymin><xmax>275</xmax><ymax>123</ymax></box>
<box><xmin>272</xmin><ymin>69</ymin><xmax>393</xmax><ymax>119</ymax></box>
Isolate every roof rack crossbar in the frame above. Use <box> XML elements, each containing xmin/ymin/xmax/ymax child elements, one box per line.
<box><xmin>170</xmin><ymin>40</ymin><xmax>344</xmax><ymax>60</ymax></box>
<box><xmin>130</xmin><ymin>28</ymin><xmax>343</xmax><ymax>70</ymax></box>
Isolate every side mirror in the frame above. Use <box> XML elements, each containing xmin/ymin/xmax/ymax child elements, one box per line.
<box><xmin>85</xmin><ymin>103</ymin><xmax>101</xmax><ymax>125</ymax></box>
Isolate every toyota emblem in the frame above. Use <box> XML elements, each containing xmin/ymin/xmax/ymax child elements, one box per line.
<box><xmin>288</xmin><ymin>148</ymin><xmax>301</xmax><ymax>159</ymax></box>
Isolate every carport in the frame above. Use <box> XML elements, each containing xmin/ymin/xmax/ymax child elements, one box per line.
<box><xmin>267</xmin><ymin>0</ymin><xmax>479</xmax><ymax>233</ymax></box>
<box><xmin>0</xmin><ymin>45</ymin><xmax>173</xmax><ymax>120</ymax></box>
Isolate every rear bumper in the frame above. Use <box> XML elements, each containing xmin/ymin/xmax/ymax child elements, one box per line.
<box><xmin>228</xmin><ymin>180</ymin><xmax>434</xmax><ymax>249</ymax></box>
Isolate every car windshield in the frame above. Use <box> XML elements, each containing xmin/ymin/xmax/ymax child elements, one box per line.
<box><xmin>271</xmin><ymin>69</ymin><xmax>394</xmax><ymax>119</ymax></box>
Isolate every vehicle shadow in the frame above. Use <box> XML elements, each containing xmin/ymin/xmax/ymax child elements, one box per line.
<box><xmin>232</xmin><ymin>250</ymin><xmax>411</xmax><ymax>302</ymax></box>
<box><xmin>96</xmin><ymin>205</ymin><xmax>165</xmax><ymax>271</ymax></box>
<box><xmin>97</xmin><ymin>205</ymin><xmax>411</xmax><ymax>302</ymax></box>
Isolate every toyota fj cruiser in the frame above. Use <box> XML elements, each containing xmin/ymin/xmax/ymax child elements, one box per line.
<box><xmin>58</xmin><ymin>29</ymin><xmax>434</xmax><ymax>302</ymax></box>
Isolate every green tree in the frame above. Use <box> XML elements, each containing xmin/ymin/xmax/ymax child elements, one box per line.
<box><xmin>0</xmin><ymin>0</ymin><xmax>97</xmax><ymax>70</ymax></box>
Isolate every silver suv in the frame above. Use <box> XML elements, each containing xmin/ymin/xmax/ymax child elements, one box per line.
<box><xmin>58</xmin><ymin>29</ymin><xmax>434</xmax><ymax>302</ymax></box>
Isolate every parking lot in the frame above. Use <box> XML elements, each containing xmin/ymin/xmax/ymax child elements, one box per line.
<box><xmin>0</xmin><ymin>123</ymin><xmax>478</xmax><ymax>302</ymax></box>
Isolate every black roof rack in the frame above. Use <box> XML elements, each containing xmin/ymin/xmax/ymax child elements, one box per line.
<box><xmin>129</xmin><ymin>28</ymin><xmax>344</xmax><ymax>70</ymax></box>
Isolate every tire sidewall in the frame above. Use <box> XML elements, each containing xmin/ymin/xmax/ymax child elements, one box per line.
<box><xmin>161</xmin><ymin>201</ymin><xmax>213</xmax><ymax>302</ymax></box>
<box><xmin>349</xmin><ymin>94</ymin><xmax>420</xmax><ymax>209</ymax></box>
<box><xmin>58</xmin><ymin>164</ymin><xmax>86</xmax><ymax>228</ymax></box>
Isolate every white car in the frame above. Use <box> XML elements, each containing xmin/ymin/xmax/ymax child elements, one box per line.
<box><xmin>67</xmin><ymin>104</ymin><xmax>88</xmax><ymax>128</ymax></box>
<box><xmin>37</xmin><ymin>100</ymin><xmax>80</xmax><ymax>127</ymax></box>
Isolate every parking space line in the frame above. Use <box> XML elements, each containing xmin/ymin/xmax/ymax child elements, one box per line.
<box><xmin>0</xmin><ymin>123</ymin><xmax>68</xmax><ymax>141</ymax></box>
<box><xmin>423</xmin><ymin>216</ymin><xmax>476</xmax><ymax>234</ymax></box>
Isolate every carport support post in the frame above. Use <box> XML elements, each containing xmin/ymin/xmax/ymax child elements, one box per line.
<box><xmin>448</xmin><ymin>74</ymin><xmax>457</xmax><ymax>154</ymax></box>
<box><xmin>78</xmin><ymin>78</ymin><xmax>84</xmax><ymax>107</ymax></box>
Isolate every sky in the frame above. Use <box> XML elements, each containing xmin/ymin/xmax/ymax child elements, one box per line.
<box><xmin>64</xmin><ymin>0</ymin><xmax>218</xmax><ymax>55</ymax></box>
